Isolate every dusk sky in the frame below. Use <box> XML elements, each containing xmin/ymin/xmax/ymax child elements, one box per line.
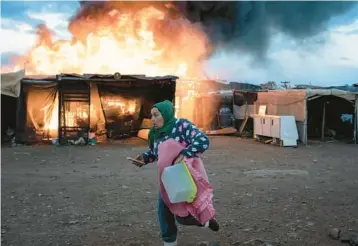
<box><xmin>1</xmin><ymin>1</ymin><xmax>358</xmax><ymax>86</ymax></box>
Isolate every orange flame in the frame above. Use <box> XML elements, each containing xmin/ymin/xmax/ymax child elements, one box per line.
<box><xmin>3</xmin><ymin>5</ymin><xmax>210</xmax><ymax>77</ymax></box>
<box><xmin>105</xmin><ymin>100</ymin><xmax>137</xmax><ymax>114</ymax></box>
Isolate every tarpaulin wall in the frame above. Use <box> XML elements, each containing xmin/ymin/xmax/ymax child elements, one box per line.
<box><xmin>24</xmin><ymin>84</ymin><xmax>58</xmax><ymax>142</ymax></box>
<box><xmin>1</xmin><ymin>95</ymin><xmax>17</xmax><ymax>142</ymax></box>
<box><xmin>256</xmin><ymin>90</ymin><xmax>307</xmax><ymax>121</ymax></box>
<box><xmin>255</xmin><ymin>89</ymin><xmax>358</xmax><ymax>144</ymax></box>
<box><xmin>90</xmin><ymin>83</ymin><xmax>106</xmax><ymax>129</ymax></box>
<box><xmin>97</xmin><ymin>85</ymin><xmax>142</xmax><ymax>138</ymax></box>
<box><xmin>233</xmin><ymin>91</ymin><xmax>258</xmax><ymax>120</ymax></box>
<box><xmin>1</xmin><ymin>70</ymin><xmax>24</xmax><ymax>98</ymax></box>
<box><xmin>16</xmin><ymin>79</ymin><xmax>175</xmax><ymax>143</ymax></box>
<box><xmin>255</xmin><ymin>90</ymin><xmax>307</xmax><ymax>143</ymax></box>
<box><xmin>97</xmin><ymin>83</ymin><xmax>174</xmax><ymax>138</ymax></box>
<box><xmin>1</xmin><ymin>70</ymin><xmax>24</xmax><ymax>142</ymax></box>
<box><xmin>307</xmin><ymin>95</ymin><xmax>355</xmax><ymax>139</ymax></box>
<box><xmin>177</xmin><ymin>95</ymin><xmax>222</xmax><ymax>129</ymax></box>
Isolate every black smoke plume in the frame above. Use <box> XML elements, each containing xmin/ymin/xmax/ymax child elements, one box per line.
<box><xmin>75</xmin><ymin>1</ymin><xmax>357</xmax><ymax>57</ymax></box>
<box><xmin>179</xmin><ymin>1</ymin><xmax>357</xmax><ymax>56</ymax></box>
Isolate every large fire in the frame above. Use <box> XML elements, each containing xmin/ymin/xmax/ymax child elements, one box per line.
<box><xmin>3</xmin><ymin>2</ymin><xmax>216</xmax><ymax>139</ymax></box>
<box><xmin>3</xmin><ymin>3</ymin><xmax>210</xmax><ymax>77</ymax></box>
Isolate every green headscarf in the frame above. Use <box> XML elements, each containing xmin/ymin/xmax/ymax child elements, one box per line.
<box><xmin>148</xmin><ymin>100</ymin><xmax>176</xmax><ymax>149</ymax></box>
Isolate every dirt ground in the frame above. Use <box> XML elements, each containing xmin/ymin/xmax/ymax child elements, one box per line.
<box><xmin>1</xmin><ymin>137</ymin><xmax>358</xmax><ymax>246</ymax></box>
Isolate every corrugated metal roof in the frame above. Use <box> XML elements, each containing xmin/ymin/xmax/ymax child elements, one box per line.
<box><xmin>22</xmin><ymin>73</ymin><xmax>178</xmax><ymax>83</ymax></box>
<box><xmin>57</xmin><ymin>73</ymin><xmax>178</xmax><ymax>81</ymax></box>
<box><xmin>22</xmin><ymin>75</ymin><xmax>57</xmax><ymax>81</ymax></box>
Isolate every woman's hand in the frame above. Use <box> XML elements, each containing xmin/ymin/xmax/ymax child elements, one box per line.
<box><xmin>174</xmin><ymin>154</ymin><xmax>184</xmax><ymax>164</ymax></box>
<box><xmin>131</xmin><ymin>154</ymin><xmax>146</xmax><ymax>167</ymax></box>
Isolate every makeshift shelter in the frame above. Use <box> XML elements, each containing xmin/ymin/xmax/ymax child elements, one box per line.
<box><xmin>355</xmin><ymin>84</ymin><xmax>358</xmax><ymax>144</ymax></box>
<box><xmin>1</xmin><ymin>70</ymin><xmax>25</xmax><ymax>142</ymax></box>
<box><xmin>254</xmin><ymin>89</ymin><xmax>358</xmax><ymax>144</ymax></box>
<box><xmin>15</xmin><ymin>73</ymin><xmax>177</xmax><ymax>144</ymax></box>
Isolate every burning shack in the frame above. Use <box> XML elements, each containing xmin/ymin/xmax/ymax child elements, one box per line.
<box><xmin>175</xmin><ymin>79</ymin><xmax>237</xmax><ymax>132</ymax></box>
<box><xmin>16</xmin><ymin>73</ymin><xmax>177</xmax><ymax>144</ymax></box>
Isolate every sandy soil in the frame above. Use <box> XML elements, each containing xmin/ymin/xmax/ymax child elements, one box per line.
<box><xmin>1</xmin><ymin>137</ymin><xmax>358</xmax><ymax>246</ymax></box>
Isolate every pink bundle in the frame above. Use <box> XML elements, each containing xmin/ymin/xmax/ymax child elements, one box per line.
<box><xmin>157</xmin><ymin>139</ymin><xmax>216</xmax><ymax>224</ymax></box>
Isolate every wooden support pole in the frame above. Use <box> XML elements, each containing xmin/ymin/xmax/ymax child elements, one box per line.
<box><xmin>321</xmin><ymin>102</ymin><xmax>326</xmax><ymax>141</ymax></box>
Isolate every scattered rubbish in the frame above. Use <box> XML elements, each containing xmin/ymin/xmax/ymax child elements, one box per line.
<box><xmin>340</xmin><ymin>231</ymin><xmax>358</xmax><ymax>244</ymax></box>
<box><xmin>329</xmin><ymin>228</ymin><xmax>341</xmax><ymax>240</ymax></box>
<box><xmin>328</xmin><ymin>228</ymin><xmax>358</xmax><ymax>245</ymax></box>
<box><xmin>3</xmin><ymin>127</ymin><xmax>15</xmax><ymax>144</ymax></box>
<box><xmin>88</xmin><ymin>132</ymin><xmax>97</xmax><ymax>146</ymax></box>
<box><xmin>69</xmin><ymin>137</ymin><xmax>86</xmax><ymax>145</ymax></box>
<box><xmin>205</xmin><ymin>127</ymin><xmax>237</xmax><ymax>136</ymax></box>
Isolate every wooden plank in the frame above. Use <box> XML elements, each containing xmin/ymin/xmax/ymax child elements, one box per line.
<box><xmin>63</xmin><ymin>93</ymin><xmax>90</xmax><ymax>97</ymax></box>
<box><xmin>61</xmin><ymin>91</ymin><xmax>90</xmax><ymax>96</ymax></box>
<box><xmin>59</xmin><ymin>126</ymin><xmax>89</xmax><ymax>128</ymax></box>
<box><xmin>265</xmin><ymin>139</ymin><xmax>273</xmax><ymax>144</ymax></box>
<box><xmin>238</xmin><ymin>116</ymin><xmax>249</xmax><ymax>136</ymax></box>
<box><xmin>62</xmin><ymin>98</ymin><xmax>90</xmax><ymax>102</ymax></box>
<box><xmin>63</xmin><ymin>96</ymin><xmax>89</xmax><ymax>100</ymax></box>
<box><xmin>205</xmin><ymin>127</ymin><xmax>237</xmax><ymax>135</ymax></box>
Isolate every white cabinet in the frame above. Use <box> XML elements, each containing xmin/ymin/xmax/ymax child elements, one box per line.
<box><xmin>254</xmin><ymin>117</ymin><xmax>263</xmax><ymax>135</ymax></box>
<box><xmin>262</xmin><ymin>118</ymin><xmax>271</xmax><ymax>136</ymax></box>
<box><xmin>253</xmin><ymin>115</ymin><xmax>298</xmax><ymax>147</ymax></box>
<box><xmin>271</xmin><ymin>118</ymin><xmax>280</xmax><ymax>138</ymax></box>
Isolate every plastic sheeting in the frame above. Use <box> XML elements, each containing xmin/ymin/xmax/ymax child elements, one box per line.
<box><xmin>97</xmin><ymin>85</ymin><xmax>143</xmax><ymax>137</ymax></box>
<box><xmin>20</xmin><ymin>76</ymin><xmax>175</xmax><ymax>142</ymax></box>
<box><xmin>256</xmin><ymin>90</ymin><xmax>307</xmax><ymax>122</ymax></box>
<box><xmin>90</xmin><ymin>83</ymin><xmax>106</xmax><ymax>129</ymax></box>
<box><xmin>233</xmin><ymin>91</ymin><xmax>258</xmax><ymax>120</ymax></box>
<box><xmin>25</xmin><ymin>84</ymin><xmax>58</xmax><ymax>140</ymax></box>
<box><xmin>176</xmin><ymin>95</ymin><xmax>221</xmax><ymax>129</ymax></box>
<box><xmin>1</xmin><ymin>69</ymin><xmax>25</xmax><ymax>98</ymax></box>
<box><xmin>306</xmin><ymin>89</ymin><xmax>356</xmax><ymax>102</ymax></box>
<box><xmin>256</xmin><ymin>89</ymin><xmax>357</xmax><ymax>122</ymax></box>
<box><xmin>254</xmin><ymin>89</ymin><xmax>358</xmax><ymax>144</ymax></box>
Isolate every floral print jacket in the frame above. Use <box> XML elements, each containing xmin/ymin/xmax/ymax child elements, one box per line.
<box><xmin>142</xmin><ymin>118</ymin><xmax>210</xmax><ymax>164</ymax></box>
